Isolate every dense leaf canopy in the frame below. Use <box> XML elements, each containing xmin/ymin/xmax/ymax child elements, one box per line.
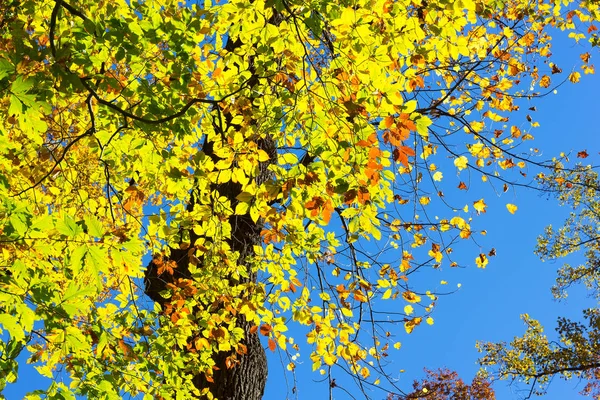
<box><xmin>0</xmin><ymin>0</ymin><xmax>598</xmax><ymax>398</ymax></box>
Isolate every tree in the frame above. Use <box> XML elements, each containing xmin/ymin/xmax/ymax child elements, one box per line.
<box><xmin>478</xmin><ymin>163</ymin><xmax>600</xmax><ymax>398</ymax></box>
<box><xmin>0</xmin><ymin>0</ymin><xmax>598</xmax><ymax>399</ymax></box>
<box><xmin>389</xmin><ymin>368</ymin><xmax>495</xmax><ymax>400</ymax></box>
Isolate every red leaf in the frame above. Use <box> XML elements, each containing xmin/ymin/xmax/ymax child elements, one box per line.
<box><xmin>577</xmin><ymin>150</ymin><xmax>589</xmax><ymax>158</ymax></box>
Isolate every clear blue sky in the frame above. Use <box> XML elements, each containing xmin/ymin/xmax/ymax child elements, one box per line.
<box><xmin>4</xmin><ymin>19</ymin><xmax>599</xmax><ymax>400</ymax></box>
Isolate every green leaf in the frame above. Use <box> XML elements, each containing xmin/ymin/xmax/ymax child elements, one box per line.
<box><xmin>235</xmin><ymin>202</ymin><xmax>249</xmax><ymax>215</ymax></box>
<box><xmin>10</xmin><ymin>76</ymin><xmax>33</xmax><ymax>95</ymax></box>
<box><xmin>31</xmin><ymin>214</ymin><xmax>54</xmax><ymax>233</ymax></box>
<box><xmin>63</xmin><ymin>282</ymin><xmax>96</xmax><ymax>303</ymax></box>
<box><xmin>9</xmin><ymin>213</ymin><xmax>28</xmax><ymax>236</ymax></box>
<box><xmin>0</xmin><ymin>314</ymin><xmax>25</xmax><ymax>342</ymax></box>
<box><xmin>236</xmin><ymin>191</ymin><xmax>254</xmax><ymax>202</ymax></box>
<box><xmin>84</xmin><ymin>215</ymin><xmax>104</xmax><ymax>237</ymax></box>
<box><xmin>96</xmin><ymin>332</ymin><xmax>108</xmax><ymax>357</ymax></box>
<box><xmin>415</xmin><ymin>115</ymin><xmax>432</xmax><ymax>138</ymax></box>
<box><xmin>0</xmin><ymin>59</ymin><xmax>13</xmax><ymax>80</ymax></box>
<box><xmin>9</xmin><ymin>94</ymin><xmax>22</xmax><ymax>116</ymax></box>
<box><xmin>56</xmin><ymin>216</ymin><xmax>83</xmax><ymax>238</ymax></box>
<box><xmin>70</xmin><ymin>245</ymin><xmax>88</xmax><ymax>276</ymax></box>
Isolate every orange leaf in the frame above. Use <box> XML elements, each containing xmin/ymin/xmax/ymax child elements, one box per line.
<box><xmin>393</xmin><ymin>146</ymin><xmax>415</xmax><ymax>166</ymax></box>
<box><xmin>268</xmin><ymin>338</ymin><xmax>277</xmax><ymax>352</ymax></box>
<box><xmin>290</xmin><ymin>277</ymin><xmax>303</xmax><ymax>287</ymax></box>
<box><xmin>259</xmin><ymin>324</ymin><xmax>272</xmax><ymax>336</ymax></box>
<box><xmin>383</xmin><ymin>115</ymin><xmax>394</xmax><ymax>129</ymax></box>
<box><xmin>402</xmin><ymin>291</ymin><xmax>421</xmax><ymax>303</ymax></box>
<box><xmin>322</xmin><ymin>201</ymin><xmax>333</xmax><ymax>224</ymax></box>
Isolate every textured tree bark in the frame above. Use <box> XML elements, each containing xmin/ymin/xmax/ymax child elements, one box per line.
<box><xmin>143</xmin><ymin>8</ymin><xmax>284</xmax><ymax>399</ymax></box>
<box><xmin>144</xmin><ymin>146</ymin><xmax>271</xmax><ymax>398</ymax></box>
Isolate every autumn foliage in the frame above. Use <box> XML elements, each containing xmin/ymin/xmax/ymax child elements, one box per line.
<box><xmin>0</xmin><ymin>0</ymin><xmax>598</xmax><ymax>398</ymax></box>
<box><xmin>393</xmin><ymin>368</ymin><xmax>495</xmax><ymax>400</ymax></box>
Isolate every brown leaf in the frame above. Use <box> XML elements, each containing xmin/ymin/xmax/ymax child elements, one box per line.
<box><xmin>551</xmin><ymin>63</ymin><xmax>562</xmax><ymax>74</ymax></box>
<box><xmin>344</xmin><ymin>189</ymin><xmax>357</xmax><ymax>204</ymax></box>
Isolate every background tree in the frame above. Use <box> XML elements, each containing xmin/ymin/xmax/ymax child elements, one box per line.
<box><xmin>0</xmin><ymin>0</ymin><xmax>598</xmax><ymax>399</ymax></box>
<box><xmin>388</xmin><ymin>368</ymin><xmax>495</xmax><ymax>400</ymax></box>
<box><xmin>478</xmin><ymin>163</ymin><xmax>600</xmax><ymax>398</ymax></box>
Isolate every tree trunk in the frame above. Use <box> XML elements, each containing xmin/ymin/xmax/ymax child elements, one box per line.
<box><xmin>143</xmin><ymin>8</ymin><xmax>284</xmax><ymax>399</ymax></box>
<box><xmin>144</xmin><ymin>136</ymin><xmax>273</xmax><ymax>400</ymax></box>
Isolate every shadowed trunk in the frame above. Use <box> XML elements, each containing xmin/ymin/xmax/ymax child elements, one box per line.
<box><xmin>144</xmin><ymin>135</ymin><xmax>272</xmax><ymax>398</ymax></box>
<box><xmin>143</xmin><ymin>7</ymin><xmax>285</xmax><ymax>400</ymax></box>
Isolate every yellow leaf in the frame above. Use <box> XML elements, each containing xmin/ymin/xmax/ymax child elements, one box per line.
<box><xmin>400</xmin><ymin>259</ymin><xmax>410</xmax><ymax>272</ymax></box>
<box><xmin>377</xmin><ymin>279</ymin><xmax>390</xmax><ymax>288</ymax></box>
<box><xmin>432</xmin><ymin>171</ymin><xmax>443</xmax><ymax>182</ymax></box>
<box><xmin>539</xmin><ymin>75</ymin><xmax>551</xmax><ymax>88</ymax></box>
<box><xmin>450</xmin><ymin>216</ymin><xmax>467</xmax><ymax>229</ymax></box>
<box><xmin>475</xmin><ymin>253</ymin><xmax>489</xmax><ymax>268</ymax></box>
<box><xmin>360</xmin><ymin>366</ymin><xmax>370</xmax><ymax>379</ymax></box>
<box><xmin>235</xmin><ymin>202</ymin><xmax>249</xmax><ymax>215</ymax></box>
<box><xmin>277</xmin><ymin>334</ymin><xmax>287</xmax><ymax>350</ymax></box>
<box><xmin>506</xmin><ymin>203</ymin><xmax>518</xmax><ymax>214</ymax></box>
<box><xmin>404</xmin><ymin>305</ymin><xmax>414</xmax><ymax>315</ymax></box>
<box><xmin>323</xmin><ymin>353</ymin><xmax>337</xmax><ymax>366</ymax></box>
<box><xmin>473</xmin><ymin>199</ymin><xmax>487</xmax><ymax>213</ymax></box>
<box><xmin>454</xmin><ymin>156</ymin><xmax>468</xmax><ymax>171</ymax></box>
<box><xmin>511</xmin><ymin>126</ymin><xmax>522</xmax><ymax>138</ymax></box>
<box><xmin>404</xmin><ymin>317</ymin><xmax>422</xmax><ymax>334</ymax></box>
<box><xmin>470</xmin><ymin>121</ymin><xmax>485</xmax><ymax>133</ymax></box>
<box><xmin>426</xmin><ymin>317</ymin><xmax>434</xmax><ymax>325</ymax></box>
<box><xmin>257</xmin><ymin>149</ymin><xmax>270</xmax><ymax>162</ymax></box>
<box><xmin>484</xmin><ymin>110</ymin><xmax>506</xmax><ymax>122</ymax></box>
<box><xmin>569</xmin><ymin>71</ymin><xmax>581</xmax><ymax>83</ymax></box>
<box><xmin>382</xmin><ymin>288</ymin><xmax>392</xmax><ymax>300</ymax></box>
<box><xmin>412</xmin><ymin>234</ymin><xmax>426</xmax><ymax>247</ymax></box>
